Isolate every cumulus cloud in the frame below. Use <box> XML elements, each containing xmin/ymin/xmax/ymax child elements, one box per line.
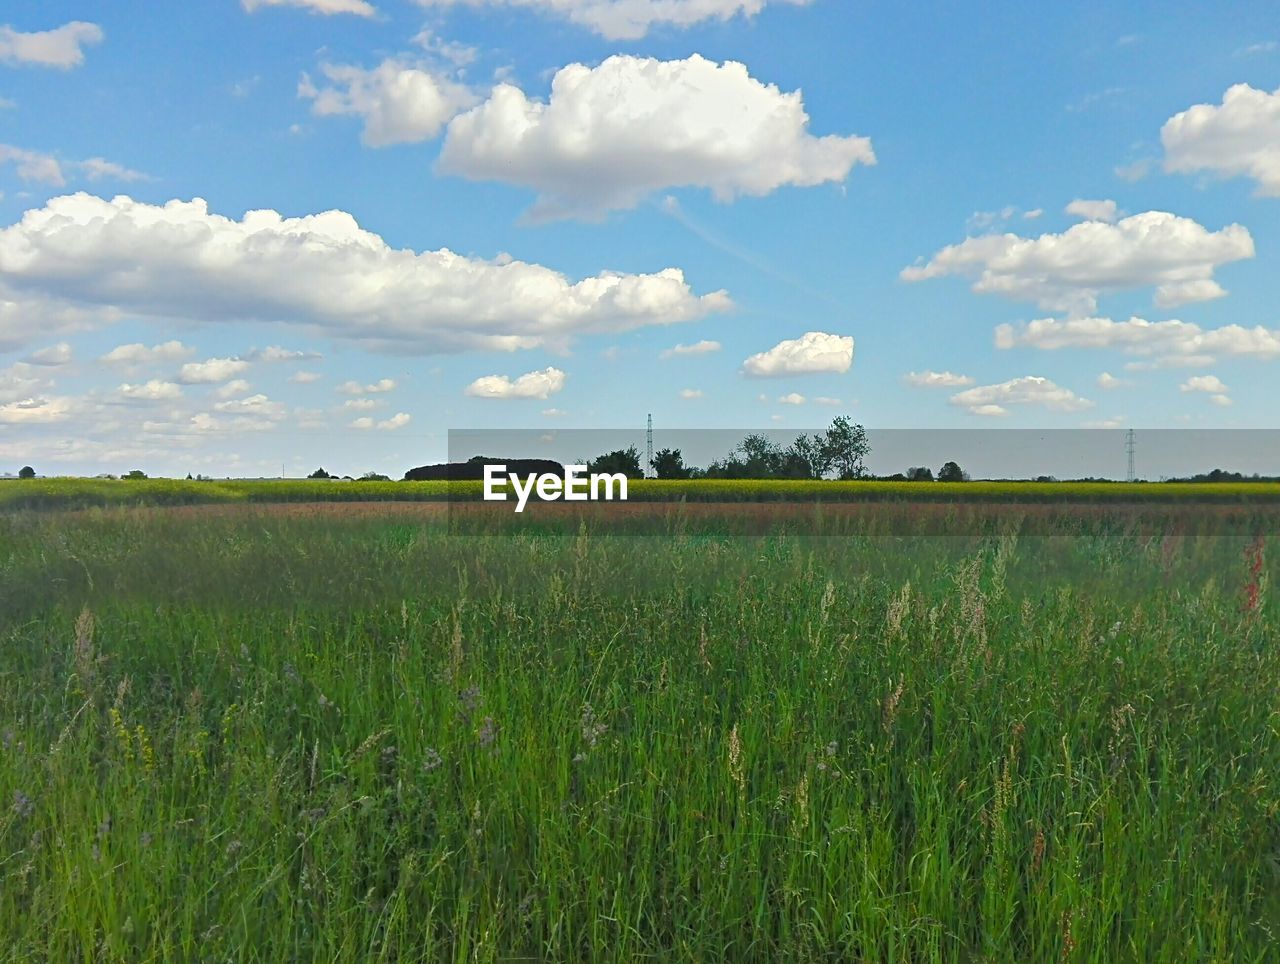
<box><xmin>1209</xmin><ymin>393</ymin><xmax>1233</xmax><ymax>406</ymax></box>
<box><xmin>438</xmin><ymin>54</ymin><xmax>874</xmax><ymax>220</ymax></box>
<box><xmin>412</xmin><ymin>0</ymin><xmax>811</xmax><ymax>40</ymax></box>
<box><xmin>213</xmin><ymin>393</ymin><xmax>288</xmax><ymax>419</ymax></box>
<box><xmin>289</xmin><ymin>371</ymin><xmax>322</xmax><ymax>383</ymax></box>
<box><xmin>337</xmin><ymin>378</ymin><xmax>396</xmax><ymax>394</ymax></box>
<box><xmin>1179</xmin><ymin>374</ymin><xmax>1229</xmax><ymax>394</ymax></box>
<box><xmin>1162</xmin><ymin>83</ymin><xmax>1280</xmax><ymax>195</ymax></box>
<box><xmin>678</xmin><ymin>388</ymin><xmax>704</xmax><ymax>399</ymax></box>
<box><xmin>0</xmin><ymin>22</ymin><xmax>103</xmax><ymax>69</ymax></box>
<box><xmin>904</xmin><ymin>370</ymin><xmax>974</xmax><ymax>388</ymax></box>
<box><xmin>995</xmin><ymin>316</ymin><xmax>1280</xmax><ymax>365</ymax></box>
<box><xmin>115</xmin><ymin>380</ymin><xmax>183</xmax><ymax>402</ymax></box>
<box><xmin>465</xmin><ymin>366</ymin><xmax>565</xmax><ymax>399</ymax></box>
<box><xmin>949</xmin><ymin>376</ymin><xmax>1094</xmax><ymax>416</ymax></box>
<box><xmin>377</xmin><ymin>412</ymin><xmax>411</xmax><ymax>429</ymax></box>
<box><xmin>79</xmin><ymin>158</ymin><xmax>149</xmax><ymax>182</ymax></box>
<box><xmin>0</xmin><ymin>194</ymin><xmax>729</xmax><ymax>354</ymax></box>
<box><xmin>24</xmin><ymin>342</ymin><xmax>71</xmax><ymax>366</ymax></box>
<box><xmin>742</xmin><ymin>331</ymin><xmax>854</xmax><ymax>377</ymax></box>
<box><xmin>341</xmin><ymin>398</ymin><xmax>380</xmax><ymax>411</ymax></box>
<box><xmin>178</xmin><ymin>358</ymin><xmax>251</xmax><ymax>384</ymax></box>
<box><xmin>1065</xmin><ymin>198</ymin><xmax>1119</xmax><ymax>222</ymax></box>
<box><xmin>660</xmin><ymin>339</ymin><xmax>721</xmax><ymax>358</ymax></box>
<box><xmin>242</xmin><ymin>0</ymin><xmax>376</xmax><ymax>16</ymax></box>
<box><xmin>777</xmin><ymin>392</ymin><xmax>805</xmax><ymax>405</ymax></box>
<box><xmin>1096</xmin><ymin>371</ymin><xmax>1129</xmax><ymax>390</ymax></box>
<box><xmin>299</xmin><ymin>59</ymin><xmax>475</xmax><ymax>146</ymax></box>
<box><xmin>902</xmin><ymin>211</ymin><xmax>1253</xmax><ymax>314</ymax></box>
<box><xmin>100</xmin><ymin>341</ymin><xmax>193</xmax><ymax>365</ymax></box>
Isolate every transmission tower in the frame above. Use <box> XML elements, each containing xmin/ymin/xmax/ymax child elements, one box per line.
<box><xmin>646</xmin><ymin>414</ymin><xmax>654</xmax><ymax>478</ymax></box>
<box><xmin>1125</xmin><ymin>429</ymin><xmax>1136</xmax><ymax>483</ymax></box>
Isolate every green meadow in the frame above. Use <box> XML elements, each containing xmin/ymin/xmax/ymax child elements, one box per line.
<box><xmin>0</xmin><ymin>501</ymin><xmax>1276</xmax><ymax>960</ymax></box>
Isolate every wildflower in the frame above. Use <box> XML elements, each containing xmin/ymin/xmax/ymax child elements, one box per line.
<box><xmin>728</xmin><ymin>723</ymin><xmax>745</xmax><ymax>794</ymax></box>
<box><xmin>422</xmin><ymin>748</ymin><xmax>443</xmax><ymax>772</ymax></box>
<box><xmin>11</xmin><ymin>789</ymin><xmax>34</xmax><ymax>818</ymax></box>
<box><xmin>478</xmin><ymin>716</ymin><xmax>498</xmax><ymax>749</ymax></box>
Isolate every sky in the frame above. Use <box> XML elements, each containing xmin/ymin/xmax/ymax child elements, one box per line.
<box><xmin>1</xmin><ymin>0</ymin><xmax>1279</xmax><ymax>479</ymax></box>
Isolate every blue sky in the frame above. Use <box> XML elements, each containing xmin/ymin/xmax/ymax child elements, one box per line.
<box><xmin>1</xmin><ymin>0</ymin><xmax>1278</xmax><ymax>477</ymax></box>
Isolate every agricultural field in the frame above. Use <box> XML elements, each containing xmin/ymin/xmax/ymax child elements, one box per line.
<box><xmin>0</xmin><ymin>497</ymin><xmax>1276</xmax><ymax>960</ymax></box>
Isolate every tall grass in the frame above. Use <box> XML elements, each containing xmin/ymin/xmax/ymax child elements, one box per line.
<box><xmin>0</xmin><ymin>507</ymin><xmax>1276</xmax><ymax>960</ymax></box>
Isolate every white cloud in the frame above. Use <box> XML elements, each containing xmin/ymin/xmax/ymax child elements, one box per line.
<box><xmin>1210</xmin><ymin>393</ymin><xmax>1233</xmax><ymax>406</ymax></box>
<box><xmin>24</xmin><ymin>342</ymin><xmax>71</xmax><ymax>366</ymax></box>
<box><xmin>242</xmin><ymin>0</ymin><xmax>376</xmax><ymax>16</ymax></box>
<box><xmin>541</xmin><ymin>407</ymin><xmax>566</xmax><ymax>417</ymax></box>
<box><xmin>742</xmin><ymin>331</ymin><xmax>854</xmax><ymax>377</ymax></box>
<box><xmin>1115</xmin><ymin>159</ymin><xmax>1153</xmax><ymax>183</ymax></box>
<box><xmin>377</xmin><ymin>412</ymin><xmax>410</xmax><ymax>429</ymax></box>
<box><xmin>412</xmin><ymin>0</ymin><xmax>811</xmax><ymax>40</ymax></box>
<box><xmin>1023</xmin><ymin>208</ymin><xmax>1043</xmax><ymax>219</ymax></box>
<box><xmin>0</xmin><ymin>363</ymin><xmax>47</xmax><ymax>403</ymax></box>
<box><xmin>1179</xmin><ymin>374</ymin><xmax>1228</xmax><ymax>394</ymax></box>
<box><xmin>252</xmin><ymin>345</ymin><xmax>321</xmax><ymax>362</ymax></box>
<box><xmin>1162</xmin><ymin>83</ymin><xmax>1280</xmax><ymax>195</ymax></box>
<box><xmin>0</xmin><ymin>146</ymin><xmax>146</xmax><ymax>186</ymax></box>
<box><xmin>902</xmin><ymin>211</ymin><xmax>1253</xmax><ymax>313</ymax></box>
<box><xmin>337</xmin><ymin>378</ymin><xmax>396</xmax><ymax>394</ymax></box>
<box><xmin>1065</xmin><ymin>198</ymin><xmax>1119</xmax><ymax>223</ymax></box>
<box><xmin>214</xmin><ymin>379</ymin><xmax>252</xmax><ymax>399</ymax></box>
<box><xmin>904</xmin><ymin>370</ymin><xmax>974</xmax><ymax>388</ymax></box>
<box><xmin>100</xmin><ymin>341</ymin><xmax>193</xmax><ymax>365</ymax></box>
<box><xmin>79</xmin><ymin>158</ymin><xmax>149</xmax><ymax>182</ymax></box>
<box><xmin>1083</xmin><ymin>416</ymin><xmax>1126</xmax><ymax>429</ymax></box>
<box><xmin>465</xmin><ymin>366</ymin><xmax>565</xmax><ymax>399</ymax></box>
<box><xmin>1096</xmin><ymin>371</ymin><xmax>1129</xmax><ymax>390</ymax></box>
<box><xmin>812</xmin><ymin>396</ymin><xmax>842</xmax><ymax>406</ymax></box>
<box><xmin>995</xmin><ymin>316</ymin><xmax>1280</xmax><ymax>364</ymax></box>
<box><xmin>0</xmin><ymin>22</ymin><xmax>103</xmax><ymax>69</ymax></box>
<box><xmin>115</xmin><ymin>380</ymin><xmax>183</xmax><ymax>401</ymax></box>
<box><xmin>0</xmin><ymin>395</ymin><xmax>74</xmax><ymax>423</ymax></box>
<box><xmin>178</xmin><ymin>357</ymin><xmax>250</xmax><ymax>384</ymax></box>
<box><xmin>0</xmin><ymin>144</ymin><xmax>64</xmax><ymax>185</ymax></box>
<box><xmin>438</xmin><ymin>54</ymin><xmax>874</xmax><ymax>220</ymax></box>
<box><xmin>299</xmin><ymin>59</ymin><xmax>475</xmax><ymax>146</ymax></box>
<box><xmin>660</xmin><ymin>339</ymin><xmax>721</xmax><ymax>359</ymax></box>
<box><xmin>341</xmin><ymin>398</ymin><xmax>380</xmax><ymax>411</ymax></box>
<box><xmin>778</xmin><ymin>392</ymin><xmax>805</xmax><ymax>405</ymax></box>
<box><xmin>0</xmin><ymin>193</ymin><xmax>729</xmax><ymax>354</ymax></box>
<box><xmin>213</xmin><ymin>393</ymin><xmax>288</xmax><ymax>419</ymax></box>
<box><xmin>679</xmin><ymin>388</ymin><xmax>704</xmax><ymax>399</ymax></box>
<box><xmin>949</xmin><ymin>376</ymin><xmax>1093</xmax><ymax>416</ymax></box>
<box><xmin>289</xmin><ymin>370</ymin><xmax>322</xmax><ymax>383</ymax></box>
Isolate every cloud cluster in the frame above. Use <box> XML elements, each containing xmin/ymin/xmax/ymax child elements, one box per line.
<box><xmin>902</xmin><ymin>211</ymin><xmax>1254</xmax><ymax>313</ymax></box>
<box><xmin>465</xmin><ymin>366</ymin><xmax>566</xmax><ymax>399</ymax></box>
<box><xmin>995</xmin><ymin>316</ymin><xmax>1280</xmax><ymax>365</ymax></box>
<box><xmin>337</xmin><ymin>378</ymin><xmax>396</xmax><ymax>394</ymax></box>
<box><xmin>100</xmin><ymin>341</ymin><xmax>193</xmax><ymax>365</ymax></box>
<box><xmin>1064</xmin><ymin>198</ymin><xmax>1119</xmax><ymax>223</ymax></box>
<box><xmin>0</xmin><ymin>193</ymin><xmax>730</xmax><ymax>354</ymax></box>
<box><xmin>412</xmin><ymin>0</ymin><xmax>811</xmax><ymax>40</ymax></box>
<box><xmin>178</xmin><ymin>358</ymin><xmax>251</xmax><ymax>384</ymax></box>
<box><xmin>352</xmin><ymin>412</ymin><xmax>411</xmax><ymax>430</ymax></box>
<box><xmin>0</xmin><ymin>22</ymin><xmax>103</xmax><ymax>69</ymax></box>
<box><xmin>438</xmin><ymin>55</ymin><xmax>874</xmax><ymax>220</ymax></box>
<box><xmin>949</xmin><ymin>376</ymin><xmax>1093</xmax><ymax>417</ymax></box>
<box><xmin>1162</xmin><ymin>83</ymin><xmax>1280</xmax><ymax>195</ymax></box>
<box><xmin>300</xmin><ymin>60</ymin><xmax>475</xmax><ymax>146</ymax></box>
<box><xmin>741</xmin><ymin>331</ymin><xmax>854</xmax><ymax>377</ymax></box>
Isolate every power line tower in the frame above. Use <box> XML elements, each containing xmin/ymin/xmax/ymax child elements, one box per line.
<box><xmin>1125</xmin><ymin>428</ymin><xmax>1137</xmax><ymax>482</ymax></box>
<box><xmin>646</xmin><ymin>414</ymin><xmax>654</xmax><ymax>478</ymax></box>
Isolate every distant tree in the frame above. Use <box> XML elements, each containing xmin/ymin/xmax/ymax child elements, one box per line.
<box><xmin>938</xmin><ymin>461</ymin><xmax>967</xmax><ymax>483</ymax></box>
<box><xmin>123</xmin><ymin>469</ymin><xmax>148</xmax><ymax>480</ymax></box>
<box><xmin>308</xmin><ymin>467</ymin><xmax>333</xmax><ymax>479</ymax></box>
<box><xmin>1034</xmin><ymin>475</ymin><xmax>1059</xmax><ymax>483</ymax></box>
<box><xmin>588</xmin><ymin>447</ymin><xmax>644</xmax><ymax>478</ymax></box>
<box><xmin>820</xmin><ymin>417</ymin><xmax>870</xmax><ymax>480</ymax></box>
<box><xmin>785</xmin><ymin>433</ymin><xmax>828</xmax><ymax>479</ymax></box>
<box><xmin>17</xmin><ymin>465</ymin><xmax>35</xmax><ymax>479</ymax></box>
<box><xmin>186</xmin><ymin>473</ymin><xmax>193</xmax><ymax>480</ymax></box>
<box><xmin>906</xmin><ymin>466</ymin><xmax>934</xmax><ymax>482</ymax></box>
<box><xmin>652</xmin><ymin>448</ymin><xmax>690</xmax><ymax>480</ymax></box>
<box><xmin>357</xmin><ymin>471</ymin><xmax>391</xmax><ymax>482</ymax></box>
